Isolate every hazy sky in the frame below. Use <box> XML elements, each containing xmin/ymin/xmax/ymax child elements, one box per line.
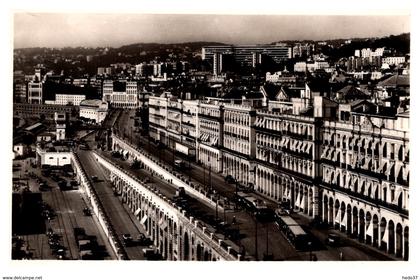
<box><xmin>14</xmin><ymin>13</ymin><xmax>410</xmax><ymax>48</ymax></box>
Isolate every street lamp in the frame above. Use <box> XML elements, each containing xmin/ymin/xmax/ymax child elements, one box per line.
<box><xmin>208</xmin><ymin>155</ymin><xmax>212</xmax><ymax>192</ymax></box>
<box><xmin>254</xmin><ymin>216</ymin><xmax>258</xmax><ymax>260</ymax></box>
<box><xmin>308</xmin><ymin>241</ymin><xmax>312</xmax><ymax>261</ymax></box>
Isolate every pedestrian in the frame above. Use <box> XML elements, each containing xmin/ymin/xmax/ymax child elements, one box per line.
<box><xmin>232</xmin><ymin>216</ymin><xmax>237</xmax><ymax>224</ymax></box>
<box><xmin>339</xmin><ymin>251</ymin><xmax>343</xmax><ymax>260</ymax></box>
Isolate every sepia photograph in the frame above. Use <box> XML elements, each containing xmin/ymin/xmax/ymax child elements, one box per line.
<box><xmin>1</xmin><ymin>0</ymin><xmax>416</xmax><ymax>279</ymax></box>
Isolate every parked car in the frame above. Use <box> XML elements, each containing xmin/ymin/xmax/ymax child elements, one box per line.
<box><xmin>122</xmin><ymin>234</ymin><xmax>133</xmax><ymax>246</ymax></box>
<box><xmin>224</xmin><ymin>175</ymin><xmax>236</xmax><ymax>184</ymax></box>
<box><xmin>325</xmin><ymin>233</ymin><xmax>341</xmax><ymax>246</ymax></box>
<box><xmin>83</xmin><ymin>207</ymin><xmax>92</xmax><ymax>216</ymax></box>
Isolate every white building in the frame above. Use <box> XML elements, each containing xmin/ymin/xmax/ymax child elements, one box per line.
<box><xmin>371</xmin><ymin>71</ymin><xmax>383</xmax><ymax>80</ymax></box>
<box><xmin>294</xmin><ymin>62</ymin><xmax>307</xmax><ymax>72</ymax></box>
<box><xmin>55</xmin><ymin>112</ymin><xmax>66</xmax><ymax>141</ymax></box>
<box><xmin>55</xmin><ymin>94</ymin><xmax>86</xmax><ymax>106</ymax></box>
<box><xmin>382</xmin><ymin>57</ymin><xmax>406</xmax><ymax>66</ymax></box>
<box><xmin>28</xmin><ymin>69</ymin><xmax>44</xmax><ymax>104</ymax></box>
<box><xmin>102</xmin><ymin>80</ymin><xmax>139</xmax><ymax>108</ymax></box>
<box><xmin>266</xmin><ymin>71</ymin><xmax>283</xmax><ymax>82</ymax></box>
<box><xmin>36</xmin><ymin>145</ymin><xmax>71</xmax><ymax>166</ymax></box>
<box><xmin>79</xmin><ymin>99</ymin><xmax>109</xmax><ymax>124</ymax></box>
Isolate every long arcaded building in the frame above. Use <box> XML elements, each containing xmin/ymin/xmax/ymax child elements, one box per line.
<box><xmin>148</xmin><ymin>89</ymin><xmax>409</xmax><ymax>260</ymax></box>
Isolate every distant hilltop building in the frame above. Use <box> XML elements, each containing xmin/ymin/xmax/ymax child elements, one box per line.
<box><xmin>202</xmin><ymin>45</ymin><xmax>292</xmax><ymax>67</ymax></box>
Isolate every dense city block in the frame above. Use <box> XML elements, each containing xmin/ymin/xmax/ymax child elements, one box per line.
<box><xmin>12</xmin><ymin>31</ymin><xmax>409</xmax><ymax>261</ymax></box>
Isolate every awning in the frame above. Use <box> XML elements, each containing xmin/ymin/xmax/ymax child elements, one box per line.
<box><xmin>280</xmin><ymin>138</ymin><xmax>286</xmax><ymax>146</ymax></box>
<box><xmin>134</xmin><ymin>208</ymin><xmax>141</xmax><ymax>216</ymax></box>
<box><xmin>366</xmin><ymin>221</ymin><xmax>373</xmax><ymax>237</ymax></box>
<box><xmin>327</xmin><ymin>148</ymin><xmax>334</xmax><ymax>161</ymax></box>
<box><xmin>341</xmin><ymin>211</ymin><xmax>347</xmax><ymax>227</ymax></box>
<box><xmin>372</xmin><ymin>183</ymin><xmax>378</xmax><ymax>197</ymax></box>
<box><xmin>364</xmin><ymin>140</ymin><xmax>370</xmax><ymax>150</ymax></box>
<box><xmin>395</xmin><ymin>163</ymin><xmax>403</xmax><ymax>180</ymax></box>
<box><xmin>382</xmin><ymin>229</ymin><xmax>389</xmax><ymax>244</ymax></box>
<box><xmin>140</xmin><ymin>215</ymin><xmax>148</xmax><ymax>225</ymax></box>
<box><xmin>393</xmin><ymin>188</ymin><xmax>402</xmax><ymax>204</ymax></box>
<box><xmin>385</xmin><ymin>161</ymin><xmax>395</xmax><ymax>176</ymax></box>
<box><xmin>377</xmin><ymin>161</ymin><xmax>386</xmax><ymax>173</ymax></box>
<box><xmin>357</xmin><ymin>139</ymin><xmax>363</xmax><ymax>148</ymax></box>
<box><xmin>363</xmin><ymin>157</ymin><xmax>372</xmax><ymax>169</ymax></box>
<box><xmin>295</xmin><ymin>192</ymin><xmax>301</xmax><ymax>208</ymax></box>
<box><xmin>331</xmin><ymin>150</ymin><xmax>338</xmax><ymax>162</ymax></box>
<box><xmin>284</xmin><ymin>138</ymin><xmax>290</xmax><ymax>147</ymax></box>
<box><xmin>403</xmin><ymin>165</ymin><xmax>409</xmax><ymax>180</ymax></box>
<box><xmin>306</xmin><ymin>143</ymin><xmax>312</xmax><ymax>154</ymax></box>
<box><xmin>351</xmin><ymin>137</ymin><xmax>357</xmax><ymax>147</ymax></box>
<box><xmin>335</xmin><ymin>211</ymin><xmax>341</xmax><ymax>224</ymax></box>
<box><xmin>291</xmin><ymin>140</ymin><xmax>297</xmax><ymax>150</ymax></box>
<box><xmin>300</xmin><ymin>197</ymin><xmax>305</xmax><ymax>209</ymax></box>
<box><xmin>351</xmin><ymin>155</ymin><xmax>358</xmax><ymax>167</ymax></box>
<box><xmin>321</xmin><ymin>147</ymin><xmax>328</xmax><ymax>159</ymax></box>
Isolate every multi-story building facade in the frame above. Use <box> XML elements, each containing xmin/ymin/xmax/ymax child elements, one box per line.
<box><xmin>148</xmin><ymin>94</ymin><xmax>410</xmax><ymax>259</ymax></box>
<box><xmin>28</xmin><ymin>80</ymin><xmax>43</xmax><ymax>104</ymax></box>
<box><xmin>13</xmin><ymin>103</ymin><xmax>79</xmax><ymax>121</ymax></box>
<box><xmin>79</xmin><ymin>99</ymin><xmax>109</xmax><ymax>124</ymax></box>
<box><xmin>54</xmin><ymin>93</ymin><xmax>86</xmax><ymax>106</ymax></box>
<box><xmin>202</xmin><ymin>45</ymin><xmax>292</xmax><ymax>67</ymax></box>
<box><xmin>320</xmin><ymin>108</ymin><xmax>409</xmax><ymax>259</ymax></box>
<box><xmin>382</xmin><ymin>57</ymin><xmax>406</xmax><ymax>66</ymax></box>
<box><xmin>149</xmin><ymin>95</ymin><xmax>168</xmax><ymax>143</ymax></box>
<box><xmin>197</xmin><ymin>102</ymin><xmax>224</xmax><ymax>172</ymax></box>
<box><xmin>149</xmin><ymin>95</ymin><xmax>199</xmax><ymax>156</ymax></box>
<box><xmin>254</xmin><ymin>111</ymin><xmax>320</xmax><ymax>218</ymax></box>
<box><xmin>102</xmin><ymin>80</ymin><xmax>139</xmax><ymax>108</ymax></box>
<box><xmin>221</xmin><ymin>104</ymin><xmax>256</xmax><ymax>186</ymax></box>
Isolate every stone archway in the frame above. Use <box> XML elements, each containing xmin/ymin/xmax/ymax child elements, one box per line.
<box><xmin>204</xmin><ymin>249</ymin><xmax>210</xmax><ymax>261</ymax></box>
<box><xmin>404</xmin><ymin>226</ymin><xmax>409</xmax><ymax>260</ymax></box>
<box><xmin>339</xmin><ymin>202</ymin><xmax>346</xmax><ymax>232</ymax></box>
<box><xmin>183</xmin><ymin>232</ymin><xmax>189</xmax><ymax>260</ymax></box>
<box><xmin>323</xmin><ymin>195</ymin><xmax>328</xmax><ymax>223</ymax></box>
<box><xmin>334</xmin><ymin>199</ymin><xmax>340</xmax><ymax>229</ymax></box>
<box><xmin>395</xmin><ymin>223</ymin><xmax>403</xmax><ymax>258</ymax></box>
<box><xmin>388</xmin><ymin>220</ymin><xmax>395</xmax><ymax>254</ymax></box>
<box><xmin>346</xmin><ymin>204</ymin><xmax>352</xmax><ymax>234</ymax></box>
<box><xmin>196</xmin><ymin>243</ymin><xmax>202</xmax><ymax>261</ymax></box>
<box><xmin>328</xmin><ymin>197</ymin><xmax>334</xmax><ymax>225</ymax></box>
<box><xmin>365</xmin><ymin>212</ymin><xmax>372</xmax><ymax>245</ymax></box>
<box><xmin>372</xmin><ymin>214</ymin><xmax>379</xmax><ymax>248</ymax></box>
<box><xmin>359</xmin><ymin>209</ymin><xmax>365</xmax><ymax>242</ymax></box>
<box><xmin>380</xmin><ymin>217</ymin><xmax>387</xmax><ymax>251</ymax></box>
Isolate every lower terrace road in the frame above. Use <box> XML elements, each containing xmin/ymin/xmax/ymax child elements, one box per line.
<box><xmin>77</xmin><ymin>150</ymin><xmax>149</xmax><ymax>260</ymax></box>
